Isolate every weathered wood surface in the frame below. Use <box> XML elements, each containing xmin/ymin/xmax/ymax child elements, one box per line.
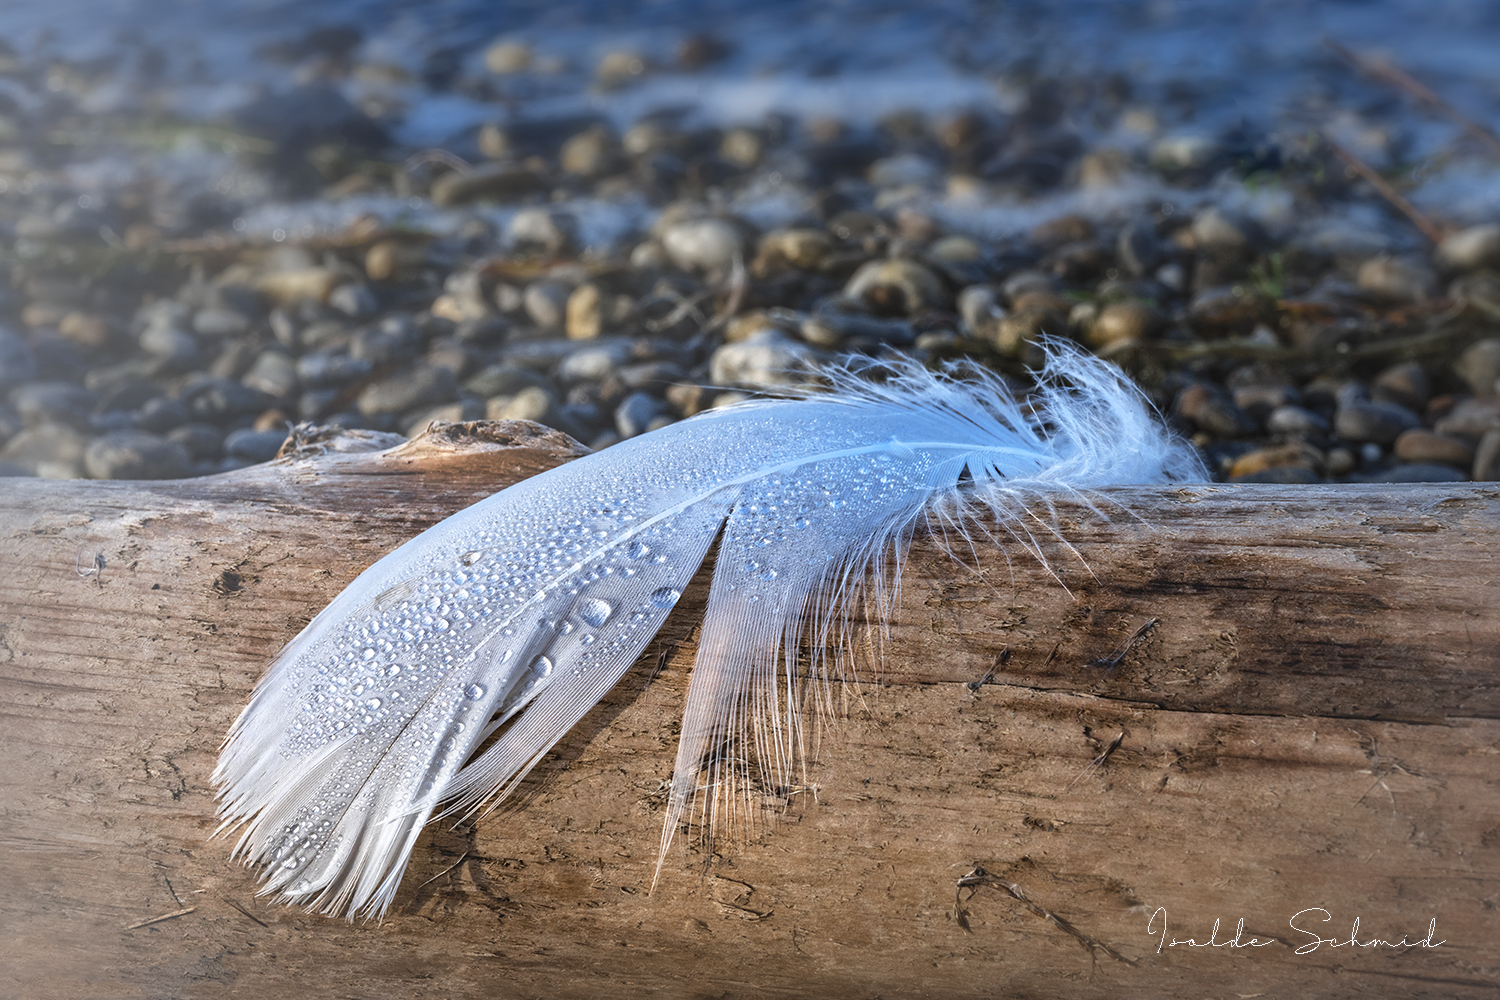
<box><xmin>1</xmin><ymin>420</ymin><xmax>1496</xmax><ymax>1000</ymax></box>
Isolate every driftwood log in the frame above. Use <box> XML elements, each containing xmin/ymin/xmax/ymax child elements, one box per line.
<box><xmin>1</xmin><ymin>420</ymin><xmax>1497</xmax><ymax>999</ymax></box>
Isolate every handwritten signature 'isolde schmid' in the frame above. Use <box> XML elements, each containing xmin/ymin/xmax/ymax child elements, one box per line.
<box><xmin>1147</xmin><ymin>907</ymin><xmax>1446</xmax><ymax>956</ymax></box>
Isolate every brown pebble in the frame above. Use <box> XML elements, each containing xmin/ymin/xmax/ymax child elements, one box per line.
<box><xmin>57</xmin><ymin>312</ymin><xmax>115</xmax><ymax>348</ymax></box>
<box><xmin>565</xmin><ymin>283</ymin><xmax>602</xmax><ymax>340</ymax></box>
<box><xmin>1371</xmin><ymin>360</ymin><xmax>1429</xmax><ymax>412</ymax></box>
<box><xmin>1030</xmin><ymin>214</ymin><xmax>1094</xmax><ymax>250</ymax></box>
<box><xmin>1087</xmin><ymin>300</ymin><xmax>1159</xmax><ymax>348</ymax></box>
<box><xmin>1393</xmin><ymin>429</ymin><xmax>1474</xmax><ymax>467</ymax></box>
<box><xmin>1228</xmin><ymin>443</ymin><xmax>1324</xmax><ymax>479</ymax></box>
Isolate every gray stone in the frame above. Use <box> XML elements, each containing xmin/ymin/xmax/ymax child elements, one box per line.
<box><xmin>1371</xmin><ymin>361</ymin><xmax>1428</xmax><ymax>412</ymax></box>
<box><xmin>1357</xmin><ymin>255</ymin><xmax>1435</xmax><ymax>303</ymax></box>
<box><xmin>192</xmin><ymin>307</ymin><xmax>251</xmax><ymax>338</ymax></box>
<box><xmin>464</xmin><ymin>364</ymin><xmax>555</xmax><ymax>399</ymax></box>
<box><xmin>139</xmin><ymin>322</ymin><xmax>200</xmax><ymax>365</ymax></box>
<box><xmin>1473</xmin><ymin>428</ymin><xmax>1500</xmax><ymax>482</ymax></box>
<box><xmin>330</xmin><ymin>282</ymin><xmax>380</xmax><ymax>319</ymax></box>
<box><xmin>614</xmin><ymin>391</ymin><xmax>664</xmax><ymax>438</ymax></box>
<box><xmin>135</xmin><ymin>397</ymin><xmax>190</xmax><ymax>435</ymax></box>
<box><xmin>430</xmin><ymin>165</ymin><xmax>548</xmax><ymax>207</ymax></box>
<box><xmin>1335</xmin><ymin>400</ymin><xmax>1421</xmax><ymax>445</ymax></box>
<box><xmin>524</xmin><ymin>280</ymin><xmax>572</xmax><ymax>332</ymax></box>
<box><xmin>556</xmin><ymin>340</ymin><xmax>634</xmax><ymax>382</ymax></box>
<box><xmin>297</xmin><ymin>352</ymin><xmax>373</xmax><ymax>388</ymax></box>
<box><xmin>85</xmin><ymin>431</ymin><xmax>190</xmax><ymax>480</ymax></box>
<box><xmin>487</xmin><ymin>386</ymin><xmax>558</xmax><ymax>423</ymax></box>
<box><xmin>1434</xmin><ymin>396</ymin><xmax>1500</xmax><ymax>437</ymax></box>
<box><xmin>180</xmin><ymin>378</ymin><xmax>274</xmax><ymax>423</ymax></box>
<box><xmin>661</xmin><ymin>217</ymin><xmax>745</xmax><ymax>275</ymax></box>
<box><xmin>1454</xmin><ymin>339</ymin><xmax>1500</xmax><ymax>396</ymax></box>
<box><xmin>559</xmin><ymin>125</ymin><xmax>623</xmax><ymax>179</ymax></box>
<box><xmin>709</xmin><ymin>331</ymin><xmax>817</xmax><ymax>389</ymax></box>
<box><xmin>1116</xmin><ymin>219</ymin><xmax>1164</xmax><ymax>277</ymax></box>
<box><xmin>2</xmin><ymin>422</ymin><xmax>87</xmax><ymax>475</ymax></box>
<box><xmin>357</xmin><ymin>365</ymin><xmax>459</xmax><ymax>416</ymax></box>
<box><xmin>957</xmin><ymin>285</ymin><xmax>1004</xmax><ymax>338</ymax></box>
<box><xmin>509</xmin><ymin>208</ymin><xmax>576</xmax><ymax>255</ymax></box>
<box><xmin>224</xmin><ymin>427</ymin><xmax>290</xmax><ymax>464</ymax></box>
<box><xmin>167</xmin><ymin>423</ymin><xmax>224</xmax><ymax>461</ymax></box>
<box><xmin>11</xmin><ymin>382</ymin><xmax>95</xmax><ymax>430</ymax></box>
<box><xmin>1190</xmin><ymin>207</ymin><xmax>1254</xmax><ymax>255</ymax></box>
<box><xmin>351</xmin><ymin>315</ymin><xmax>423</xmax><ymax>365</ymax></box>
<box><xmin>1370</xmin><ymin>463</ymin><xmax>1469</xmax><ymax>483</ymax></box>
<box><xmin>300</xmin><ymin>318</ymin><xmax>351</xmax><ymax>351</ymax></box>
<box><xmin>0</xmin><ymin>326</ymin><xmax>38</xmax><ymax>391</ymax></box>
<box><xmin>1435</xmin><ymin>224</ymin><xmax>1500</xmax><ymax>272</ymax></box>
<box><xmin>242</xmin><ymin>350</ymin><xmax>299</xmax><ymax>398</ymax></box>
<box><xmin>1232</xmin><ymin>465</ymin><xmax>1322</xmax><ymax>484</ymax></box>
<box><xmin>1174</xmin><ymin>384</ymin><xmax>1257</xmax><ymax>437</ymax></box>
<box><xmin>1265</xmin><ymin>404</ymin><xmax>1330</xmax><ymax>435</ymax></box>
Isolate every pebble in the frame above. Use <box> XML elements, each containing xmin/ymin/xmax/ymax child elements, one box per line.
<box><xmin>1454</xmin><ymin>338</ymin><xmax>1500</xmax><ymax>396</ymax></box>
<box><xmin>1356</xmin><ymin>255</ymin><xmax>1435</xmax><ymax>303</ymax></box>
<box><xmin>1265</xmin><ymin>404</ymin><xmax>1330</xmax><ymax>435</ymax></box>
<box><xmin>168</xmin><ymin>423</ymin><xmax>225</xmax><ymax>461</ymax></box>
<box><xmin>614</xmin><ymin>391</ymin><xmax>665</xmax><ymax>438</ymax></box>
<box><xmin>1371</xmin><ymin>361</ymin><xmax>1428</xmax><ymax>412</ymax></box>
<box><xmin>464</xmin><ymin>364</ymin><xmax>555</xmax><ymax>399</ymax></box>
<box><xmin>85</xmin><ymin>431</ymin><xmax>190</xmax><ymax>480</ymax></box>
<box><xmin>560</xmin><ymin>125</ymin><xmax>623</xmax><ymax>179</ymax></box>
<box><xmin>1228</xmin><ymin>443</ymin><xmax>1323</xmax><ymax>479</ymax></box>
<box><xmin>430</xmin><ymin>165</ymin><xmax>548</xmax><ymax>207</ymax></box>
<box><xmin>565</xmin><ymin>283</ymin><xmax>604</xmax><ymax>340</ymax></box>
<box><xmin>58</xmin><ymin>312</ymin><xmax>117</xmax><ymax>349</ymax></box>
<box><xmin>1434</xmin><ymin>396</ymin><xmax>1500</xmax><ymax>437</ymax></box>
<box><xmin>193</xmin><ymin>307</ymin><xmax>252</xmax><ymax>338</ymax></box>
<box><xmin>1175</xmin><ymin>384</ymin><xmax>1258</xmax><ymax>437</ymax></box>
<box><xmin>709</xmin><ymin>331</ymin><xmax>817</xmax><ymax>389</ymax></box>
<box><xmin>224</xmin><ymin>427</ymin><xmax>288</xmax><ymax>463</ymax></box>
<box><xmin>661</xmin><ymin>217</ymin><xmax>745</xmax><ymax>275</ymax></box>
<box><xmin>255</xmin><ymin>267</ymin><xmax>342</xmax><ymax>305</ymax></box>
<box><xmin>524</xmin><ymin>280</ymin><xmax>572</xmax><ymax>332</ymax></box>
<box><xmin>753</xmin><ymin>228</ymin><xmax>834</xmax><ymax>272</ymax></box>
<box><xmin>242</xmin><ymin>350</ymin><xmax>299</xmax><ymax>398</ymax></box>
<box><xmin>297</xmin><ymin>352</ymin><xmax>372</xmax><ymax>387</ymax></box>
<box><xmin>1187</xmin><ymin>286</ymin><xmax>1260</xmax><ymax>334</ymax></box>
<box><xmin>181</xmin><ymin>378</ymin><xmax>273</xmax><ymax>423</ymax></box>
<box><xmin>1393</xmin><ymin>429</ymin><xmax>1474</xmax><ymax>467</ymax></box>
<box><xmin>1116</xmin><ymin>219</ymin><xmax>1164</xmax><ymax>277</ymax></box>
<box><xmin>556</xmin><ymin>340</ymin><xmax>635</xmax><ymax>382</ymax></box>
<box><xmin>843</xmin><ymin>258</ymin><xmax>947</xmax><ymax>315</ymax></box>
<box><xmin>357</xmin><ymin>365</ymin><xmax>458</xmax><ymax>416</ymax></box>
<box><xmin>2</xmin><ymin>422</ymin><xmax>87</xmax><ymax>477</ymax></box>
<box><xmin>1087</xmin><ymin>300</ymin><xmax>1159</xmax><ymax>348</ymax></box>
<box><xmin>1435</xmin><ymin>223</ymin><xmax>1500</xmax><ymax>272</ymax></box>
<box><xmin>484</xmin><ymin>40</ymin><xmax>532</xmax><ymax>75</ymax></box>
<box><xmin>11</xmin><ymin>382</ymin><xmax>96</xmax><ymax>430</ymax></box>
<box><xmin>1335</xmin><ymin>400</ymin><xmax>1421</xmax><ymax>445</ymax></box>
<box><xmin>1191</xmin><ymin>207</ymin><xmax>1253</xmax><ymax>256</ymax></box>
<box><xmin>329</xmin><ymin>282</ymin><xmax>380</xmax><ymax>319</ymax></box>
<box><xmin>509</xmin><ymin>208</ymin><xmax>575</xmax><ymax>254</ymax></box>
<box><xmin>1473</xmin><ymin>429</ymin><xmax>1500</xmax><ymax>481</ymax></box>
<box><xmin>139</xmin><ymin>322</ymin><xmax>200</xmax><ymax>365</ymax></box>
<box><xmin>351</xmin><ymin>315</ymin><xmax>423</xmax><ymax>364</ymax></box>
<box><xmin>487</xmin><ymin>386</ymin><xmax>558</xmax><ymax>423</ymax></box>
<box><xmin>136</xmin><ymin>397</ymin><xmax>190</xmax><ymax>434</ymax></box>
<box><xmin>0</xmin><ymin>327</ymin><xmax>38</xmax><ymax>391</ymax></box>
<box><xmin>1368</xmin><ymin>463</ymin><xmax>1469</xmax><ymax>483</ymax></box>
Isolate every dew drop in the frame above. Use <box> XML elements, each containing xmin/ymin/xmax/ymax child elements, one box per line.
<box><xmin>463</xmin><ymin>550</ymin><xmax>483</xmax><ymax>565</ymax></box>
<box><xmin>531</xmin><ymin>655</ymin><xmax>554</xmax><ymax>678</ymax></box>
<box><xmin>578</xmin><ymin>597</ymin><xmax>613</xmax><ymax>627</ymax></box>
<box><xmin>627</xmin><ymin>540</ymin><xmax>651</xmax><ymax>560</ymax></box>
<box><xmin>464</xmin><ymin>683</ymin><xmax>486</xmax><ymax>701</ymax></box>
<box><xmin>793</xmin><ymin>517</ymin><xmax>811</xmax><ymax>529</ymax></box>
<box><xmin>649</xmin><ymin>587</ymin><xmax>681</xmax><ymax>609</ymax></box>
<box><xmin>362</xmin><ymin>647</ymin><xmax>375</xmax><ymax>660</ymax></box>
<box><xmin>366</xmin><ymin>697</ymin><xmax>382</xmax><ymax>709</ymax></box>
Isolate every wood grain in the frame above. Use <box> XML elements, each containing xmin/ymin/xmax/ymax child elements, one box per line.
<box><xmin>1</xmin><ymin>421</ymin><xmax>1496</xmax><ymax>999</ymax></box>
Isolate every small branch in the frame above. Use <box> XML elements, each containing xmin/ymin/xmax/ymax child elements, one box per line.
<box><xmin>125</xmin><ymin>906</ymin><xmax>196</xmax><ymax>930</ymax></box>
<box><xmin>1326</xmin><ymin>39</ymin><xmax>1500</xmax><ymax>159</ymax></box>
<box><xmin>1323</xmin><ymin>137</ymin><xmax>1445</xmax><ymax>244</ymax></box>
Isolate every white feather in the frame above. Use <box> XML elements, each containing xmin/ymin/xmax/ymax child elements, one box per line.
<box><xmin>214</xmin><ymin>343</ymin><xmax>1204</xmax><ymax>918</ymax></box>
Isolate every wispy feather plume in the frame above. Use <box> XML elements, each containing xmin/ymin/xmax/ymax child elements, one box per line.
<box><xmin>214</xmin><ymin>344</ymin><xmax>1203</xmax><ymax>918</ymax></box>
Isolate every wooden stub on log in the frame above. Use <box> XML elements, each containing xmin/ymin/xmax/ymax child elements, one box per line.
<box><xmin>1</xmin><ymin>420</ymin><xmax>1496</xmax><ymax>999</ymax></box>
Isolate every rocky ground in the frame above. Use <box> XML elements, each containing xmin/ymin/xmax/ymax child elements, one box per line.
<box><xmin>2</xmin><ymin>24</ymin><xmax>1499</xmax><ymax>484</ymax></box>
